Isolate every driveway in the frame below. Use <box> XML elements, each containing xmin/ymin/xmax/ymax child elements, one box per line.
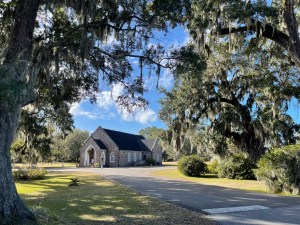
<box><xmin>55</xmin><ymin>167</ymin><xmax>300</xmax><ymax>225</ymax></box>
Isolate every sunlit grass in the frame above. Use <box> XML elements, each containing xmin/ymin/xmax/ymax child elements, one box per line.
<box><xmin>152</xmin><ymin>168</ymin><xmax>268</xmax><ymax>193</ymax></box>
<box><xmin>162</xmin><ymin>161</ymin><xmax>178</xmax><ymax>166</ymax></box>
<box><xmin>16</xmin><ymin>171</ymin><xmax>216</xmax><ymax>225</ymax></box>
<box><xmin>13</xmin><ymin>162</ymin><xmax>76</xmax><ymax>169</ymax></box>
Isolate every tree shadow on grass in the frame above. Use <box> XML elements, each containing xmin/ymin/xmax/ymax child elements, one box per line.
<box><xmin>202</xmin><ymin>174</ymin><xmax>218</xmax><ymax>178</ymax></box>
<box><xmin>18</xmin><ymin>172</ymin><xmax>211</xmax><ymax>225</ymax></box>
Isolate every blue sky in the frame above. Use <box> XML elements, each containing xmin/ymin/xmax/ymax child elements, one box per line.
<box><xmin>70</xmin><ymin>25</ymin><xmax>300</xmax><ymax>135</ymax></box>
<box><xmin>70</xmin><ymin>27</ymin><xmax>189</xmax><ymax>134</ymax></box>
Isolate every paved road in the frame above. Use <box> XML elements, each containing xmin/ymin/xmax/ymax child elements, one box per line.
<box><xmin>55</xmin><ymin>167</ymin><xmax>300</xmax><ymax>225</ymax></box>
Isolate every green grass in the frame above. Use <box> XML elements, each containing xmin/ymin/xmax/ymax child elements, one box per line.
<box><xmin>16</xmin><ymin>171</ymin><xmax>216</xmax><ymax>225</ymax></box>
<box><xmin>162</xmin><ymin>161</ymin><xmax>178</xmax><ymax>166</ymax></box>
<box><xmin>13</xmin><ymin>162</ymin><xmax>76</xmax><ymax>169</ymax></box>
<box><xmin>152</xmin><ymin>168</ymin><xmax>268</xmax><ymax>193</ymax></box>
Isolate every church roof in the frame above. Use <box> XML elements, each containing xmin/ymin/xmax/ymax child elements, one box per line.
<box><xmin>93</xmin><ymin>139</ymin><xmax>107</xmax><ymax>149</ymax></box>
<box><xmin>139</xmin><ymin>139</ymin><xmax>157</xmax><ymax>151</ymax></box>
<box><xmin>103</xmin><ymin>128</ymin><xmax>151</xmax><ymax>151</ymax></box>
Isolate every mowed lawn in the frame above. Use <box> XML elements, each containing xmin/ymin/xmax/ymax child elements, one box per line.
<box><xmin>153</xmin><ymin>166</ymin><xmax>268</xmax><ymax>193</ymax></box>
<box><xmin>16</xmin><ymin>171</ymin><xmax>216</xmax><ymax>225</ymax></box>
<box><xmin>13</xmin><ymin>162</ymin><xmax>76</xmax><ymax>169</ymax></box>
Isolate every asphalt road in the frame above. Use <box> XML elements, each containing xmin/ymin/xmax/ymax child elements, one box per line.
<box><xmin>55</xmin><ymin>167</ymin><xmax>300</xmax><ymax>225</ymax></box>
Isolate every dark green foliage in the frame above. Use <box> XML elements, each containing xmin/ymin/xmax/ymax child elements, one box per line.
<box><xmin>160</xmin><ymin>40</ymin><xmax>300</xmax><ymax>160</ymax></box>
<box><xmin>138</xmin><ymin>126</ymin><xmax>165</xmax><ymax>139</ymax></box>
<box><xmin>63</xmin><ymin>129</ymin><xmax>90</xmax><ymax>162</ymax></box>
<box><xmin>13</xmin><ymin>168</ymin><xmax>47</xmax><ymax>180</ymax></box>
<box><xmin>217</xmin><ymin>154</ymin><xmax>256</xmax><ymax>180</ymax></box>
<box><xmin>207</xmin><ymin>160</ymin><xmax>218</xmax><ymax>174</ymax></box>
<box><xmin>11</xmin><ymin>109</ymin><xmax>53</xmax><ymax>165</ymax></box>
<box><xmin>146</xmin><ymin>158</ymin><xmax>156</xmax><ymax>166</ymax></box>
<box><xmin>178</xmin><ymin>155</ymin><xmax>207</xmax><ymax>177</ymax></box>
<box><xmin>255</xmin><ymin>145</ymin><xmax>300</xmax><ymax>195</ymax></box>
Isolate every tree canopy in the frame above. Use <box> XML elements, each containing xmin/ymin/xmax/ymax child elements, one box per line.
<box><xmin>160</xmin><ymin>1</ymin><xmax>300</xmax><ymax>160</ymax></box>
<box><xmin>138</xmin><ymin>126</ymin><xmax>165</xmax><ymax>139</ymax></box>
<box><xmin>1</xmin><ymin>0</ymin><xmax>300</xmax><ymax>224</ymax></box>
<box><xmin>0</xmin><ymin>1</ymin><xmax>189</xmax><ymax>224</ymax></box>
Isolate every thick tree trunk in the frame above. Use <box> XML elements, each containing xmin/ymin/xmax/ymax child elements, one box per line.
<box><xmin>0</xmin><ymin>0</ymin><xmax>41</xmax><ymax>224</ymax></box>
<box><xmin>0</xmin><ymin>103</ymin><xmax>36</xmax><ymax>225</ymax></box>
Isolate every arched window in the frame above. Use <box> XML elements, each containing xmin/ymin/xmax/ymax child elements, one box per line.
<box><xmin>110</xmin><ymin>152</ymin><xmax>115</xmax><ymax>162</ymax></box>
<box><xmin>128</xmin><ymin>152</ymin><xmax>131</xmax><ymax>162</ymax></box>
<box><xmin>134</xmin><ymin>152</ymin><xmax>137</xmax><ymax>162</ymax></box>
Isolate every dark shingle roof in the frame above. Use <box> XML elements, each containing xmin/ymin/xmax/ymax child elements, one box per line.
<box><xmin>140</xmin><ymin>139</ymin><xmax>161</xmax><ymax>151</ymax></box>
<box><xmin>103</xmin><ymin>128</ymin><xmax>148</xmax><ymax>151</ymax></box>
<box><xmin>93</xmin><ymin>139</ymin><xmax>106</xmax><ymax>149</ymax></box>
<box><xmin>139</xmin><ymin>139</ymin><xmax>155</xmax><ymax>151</ymax></box>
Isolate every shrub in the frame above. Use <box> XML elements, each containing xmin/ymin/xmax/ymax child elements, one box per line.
<box><xmin>146</xmin><ymin>158</ymin><xmax>156</xmax><ymax>166</ymax></box>
<box><xmin>207</xmin><ymin>160</ymin><xmax>218</xmax><ymax>174</ymax></box>
<box><xmin>178</xmin><ymin>155</ymin><xmax>207</xmax><ymax>177</ymax></box>
<box><xmin>217</xmin><ymin>154</ymin><xmax>256</xmax><ymax>180</ymax></box>
<box><xmin>255</xmin><ymin>144</ymin><xmax>300</xmax><ymax>195</ymax></box>
<box><xmin>13</xmin><ymin>168</ymin><xmax>47</xmax><ymax>180</ymax></box>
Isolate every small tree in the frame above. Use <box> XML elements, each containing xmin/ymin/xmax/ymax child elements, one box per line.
<box><xmin>217</xmin><ymin>154</ymin><xmax>256</xmax><ymax>180</ymax></box>
<box><xmin>63</xmin><ymin>129</ymin><xmax>89</xmax><ymax>162</ymax></box>
<box><xmin>178</xmin><ymin>155</ymin><xmax>207</xmax><ymax>177</ymax></box>
<box><xmin>255</xmin><ymin>144</ymin><xmax>300</xmax><ymax>195</ymax></box>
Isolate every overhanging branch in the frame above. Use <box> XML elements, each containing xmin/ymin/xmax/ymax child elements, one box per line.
<box><xmin>219</xmin><ymin>20</ymin><xmax>290</xmax><ymax>51</ymax></box>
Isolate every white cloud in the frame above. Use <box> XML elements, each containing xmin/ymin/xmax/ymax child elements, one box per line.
<box><xmin>132</xmin><ymin>60</ymin><xmax>139</xmax><ymax>65</ymax></box>
<box><xmin>135</xmin><ymin>108</ymin><xmax>157</xmax><ymax>124</ymax></box>
<box><xmin>118</xmin><ymin>105</ymin><xmax>157</xmax><ymax>124</ymax></box>
<box><xmin>70</xmin><ymin>83</ymin><xmax>157</xmax><ymax>124</ymax></box>
<box><xmin>143</xmin><ymin>69</ymin><xmax>174</xmax><ymax>91</ymax></box>
<box><xmin>96</xmin><ymin>83</ymin><xmax>158</xmax><ymax>124</ymax></box>
<box><xmin>158</xmin><ymin>69</ymin><xmax>174</xmax><ymax>89</ymax></box>
<box><xmin>96</xmin><ymin>83</ymin><xmax>124</xmax><ymax>109</ymax></box>
<box><xmin>70</xmin><ymin>102</ymin><xmax>99</xmax><ymax>119</ymax></box>
<box><xmin>70</xmin><ymin>102</ymin><xmax>116</xmax><ymax>120</ymax></box>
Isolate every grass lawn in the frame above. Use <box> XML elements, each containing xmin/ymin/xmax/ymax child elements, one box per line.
<box><xmin>162</xmin><ymin>161</ymin><xmax>178</xmax><ymax>166</ymax></box>
<box><xmin>16</xmin><ymin>171</ymin><xmax>216</xmax><ymax>225</ymax></box>
<box><xmin>13</xmin><ymin>162</ymin><xmax>76</xmax><ymax>169</ymax></box>
<box><xmin>151</xmin><ymin>167</ymin><xmax>269</xmax><ymax>193</ymax></box>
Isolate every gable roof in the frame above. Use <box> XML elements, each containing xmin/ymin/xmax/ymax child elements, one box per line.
<box><xmin>102</xmin><ymin>128</ymin><xmax>149</xmax><ymax>151</ymax></box>
<box><xmin>140</xmin><ymin>139</ymin><xmax>155</xmax><ymax>151</ymax></box>
<box><xmin>140</xmin><ymin>139</ymin><xmax>161</xmax><ymax>151</ymax></box>
<box><xmin>93</xmin><ymin>139</ymin><xmax>107</xmax><ymax>149</ymax></box>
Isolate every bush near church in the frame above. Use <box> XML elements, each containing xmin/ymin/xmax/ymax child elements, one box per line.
<box><xmin>217</xmin><ymin>153</ymin><xmax>256</xmax><ymax>180</ymax></box>
<box><xmin>178</xmin><ymin>155</ymin><xmax>207</xmax><ymax>177</ymax></box>
<box><xmin>13</xmin><ymin>168</ymin><xmax>47</xmax><ymax>180</ymax></box>
<box><xmin>255</xmin><ymin>144</ymin><xmax>300</xmax><ymax>195</ymax></box>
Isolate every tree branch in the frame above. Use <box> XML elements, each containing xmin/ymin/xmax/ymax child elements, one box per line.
<box><xmin>219</xmin><ymin>20</ymin><xmax>290</xmax><ymax>51</ymax></box>
<box><xmin>284</xmin><ymin>0</ymin><xmax>300</xmax><ymax>63</ymax></box>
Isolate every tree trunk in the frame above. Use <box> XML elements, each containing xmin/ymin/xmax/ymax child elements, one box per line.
<box><xmin>0</xmin><ymin>103</ymin><xmax>36</xmax><ymax>225</ymax></box>
<box><xmin>0</xmin><ymin>0</ymin><xmax>41</xmax><ymax>224</ymax></box>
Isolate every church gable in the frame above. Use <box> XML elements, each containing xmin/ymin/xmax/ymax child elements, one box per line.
<box><xmin>80</xmin><ymin>126</ymin><xmax>162</xmax><ymax>167</ymax></box>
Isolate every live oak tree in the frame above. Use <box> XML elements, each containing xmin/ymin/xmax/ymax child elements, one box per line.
<box><xmin>160</xmin><ymin>0</ymin><xmax>300</xmax><ymax>159</ymax></box>
<box><xmin>11</xmin><ymin>109</ymin><xmax>53</xmax><ymax>166</ymax></box>
<box><xmin>0</xmin><ymin>0</ymin><xmax>188</xmax><ymax>224</ymax></box>
<box><xmin>188</xmin><ymin>0</ymin><xmax>300</xmax><ymax>68</ymax></box>
<box><xmin>160</xmin><ymin>42</ymin><xmax>300</xmax><ymax>160</ymax></box>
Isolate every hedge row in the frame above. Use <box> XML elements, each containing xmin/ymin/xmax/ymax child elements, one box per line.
<box><xmin>177</xmin><ymin>144</ymin><xmax>300</xmax><ymax>195</ymax></box>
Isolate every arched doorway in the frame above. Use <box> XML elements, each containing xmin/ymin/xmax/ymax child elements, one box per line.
<box><xmin>100</xmin><ymin>151</ymin><xmax>106</xmax><ymax>166</ymax></box>
<box><xmin>84</xmin><ymin>146</ymin><xmax>96</xmax><ymax>166</ymax></box>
